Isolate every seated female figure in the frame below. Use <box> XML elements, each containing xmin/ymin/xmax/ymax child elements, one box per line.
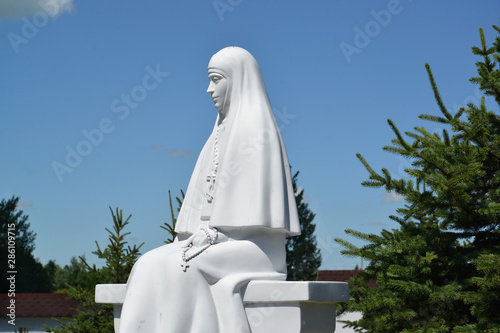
<box><xmin>119</xmin><ymin>46</ymin><xmax>300</xmax><ymax>333</ymax></box>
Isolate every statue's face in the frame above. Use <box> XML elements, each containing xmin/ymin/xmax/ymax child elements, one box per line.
<box><xmin>207</xmin><ymin>71</ymin><xmax>228</xmax><ymax>112</ymax></box>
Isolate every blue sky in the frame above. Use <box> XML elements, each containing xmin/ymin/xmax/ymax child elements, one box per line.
<box><xmin>1</xmin><ymin>0</ymin><xmax>499</xmax><ymax>270</ymax></box>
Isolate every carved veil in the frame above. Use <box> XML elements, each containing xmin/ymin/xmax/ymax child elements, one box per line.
<box><xmin>175</xmin><ymin>46</ymin><xmax>301</xmax><ymax>237</ymax></box>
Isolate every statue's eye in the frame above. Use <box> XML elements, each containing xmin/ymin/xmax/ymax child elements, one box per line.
<box><xmin>212</xmin><ymin>77</ymin><xmax>220</xmax><ymax>83</ymax></box>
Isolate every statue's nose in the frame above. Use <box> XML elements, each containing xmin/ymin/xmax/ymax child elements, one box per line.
<box><xmin>207</xmin><ymin>82</ymin><xmax>214</xmax><ymax>94</ymax></box>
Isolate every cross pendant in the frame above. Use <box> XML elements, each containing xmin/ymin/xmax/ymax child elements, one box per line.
<box><xmin>181</xmin><ymin>263</ymin><xmax>189</xmax><ymax>272</ymax></box>
<box><xmin>206</xmin><ymin>174</ymin><xmax>212</xmax><ymax>181</ymax></box>
<box><xmin>206</xmin><ymin>174</ymin><xmax>216</xmax><ymax>187</ymax></box>
<box><xmin>205</xmin><ymin>174</ymin><xmax>216</xmax><ymax>203</ymax></box>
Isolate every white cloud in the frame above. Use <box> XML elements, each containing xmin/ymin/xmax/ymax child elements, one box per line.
<box><xmin>16</xmin><ymin>201</ymin><xmax>34</xmax><ymax>209</ymax></box>
<box><xmin>151</xmin><ymin>143</ymin><xmax>195</xmax><ymax>158</ymax></box>
<box><xmin>381</xmin><ymin>192</ymin><xmax>405</xmax><ymax>203</ymax></box>
<box><xmin>0</xmin><ymin>0</ymin><xmax>74</xmax><ymax>20</ymax></box>
<box><xmin>167</xmin><ymin>149</ymin><xmax>195</xmax><ymax>158</ymax></box>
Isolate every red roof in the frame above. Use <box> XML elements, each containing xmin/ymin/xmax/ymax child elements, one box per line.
<box><xmin>0</xmin><ymin>293</ymin><xmax>81</xmax><ymax>317</ymax></box>
<box><xmin>317</xmin><ymin>270</ymin><xmax>378</xmax><ymax>288</ymax></box>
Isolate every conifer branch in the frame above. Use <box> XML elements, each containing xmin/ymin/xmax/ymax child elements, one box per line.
<box><xmin>454</xmin><ymin>108</ymin><xmax>465</xmax><ymax>120</ymax></box>
<box><xmin>382</xmin><ymin>146</ymin><xmax>412</xmax><ymax>156</ymax></box>
<box><xmin>404</xmin><ymin>131</ymin><xmax>424</xmax><ymax>143</ymax></box>
<box><xmin>412</xmin><ymin>139</ymin><xmax>421</xmax><ymax>148</ymax></box>
<box><xmin>388</xmin><ymin>119</ymin><xmax>412</xmax><ymax>151</ymax></box>
<box><xmin>419</xmin><ymin>114</ymin><xmax>449</xmax><ymax>124</ymax></box>
<box><xmin>169</xmin><ymin>190</ymin><xmax>175</xmax><ymax>226</ymax></box>
<box><xmin>161</xmin><ymin>190</ymin><xmax>183</xmax><ymax>244</ymax></box>
<box><xmin>425</xmin><ymin>63</ymin><xmax>453</xmax><ymax>120</ymax></box>
<box><xmin>356</xmin><ymin>153</ymin><xmax>387</xmax><ymax>187</ymax></box>
<box><xmin>356</xmin><ymin>153</ymin><xmax>377</xmax><ymax>176</ymax></box>
<box><xmin>415</xmin><ymin>152</ymin><xmax>449</xmax><ymax>177</ymax></box>
<box><xmin>443</xmin><ymin>129</ymin><xmax>450</xmax><ymax>146</ymax></box>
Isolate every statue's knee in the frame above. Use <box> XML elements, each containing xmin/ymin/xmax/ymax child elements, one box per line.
<box><xmin>136</xmin><ymin>244</ymin><xmax>181</xmax><ymax>270</ymax></box>
<box><xmin>135</xmin><ymin>247</ymin><xmax>162</xmax><ymax>267</ymax></box>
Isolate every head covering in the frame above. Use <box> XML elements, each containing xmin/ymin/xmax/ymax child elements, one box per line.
<box><xmin>175</xmin><ymin>46</ymin><xmax>300</xmax><ymax>236</ymax></box>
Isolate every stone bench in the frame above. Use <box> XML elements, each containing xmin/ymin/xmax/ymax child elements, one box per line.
<box><xmin>95</xmin><ymin>281</ymin><xmax>349</xmax><ymax>333</ymax></box>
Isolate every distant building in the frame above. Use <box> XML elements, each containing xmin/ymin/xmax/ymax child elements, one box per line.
<box><xmin>317</xmin><ymin>269</ymin><xmax>378</xmax><ymax>288</ymax></box>
<box><xmin>0</xmin><ymin>293</ymin><xmax>80</xmax><ymax>333</ymax></box>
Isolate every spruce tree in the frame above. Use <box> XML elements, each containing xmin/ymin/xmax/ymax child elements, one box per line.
<box><xmin>161</xmin><ymin>190</ymin><xmax>184</xmax><ymax>244</ymax></box>
<box><xmin>0</xmin><ymin>196</ymin><xmax>52</xmax><ymax>292</ymax></box>
<box><xmin>335</xmin><ymin>20</ymin><xmax>500</xmax><ymax>332</ymax></box>
<box><xmin>286</xmin><ymin>171</ymin><xmax>322</xmax><ymax>281</ymax></box>
<box><xmin>45</xmin><ymin>207</ymin><xmax>144</xmax><ymax>333</ymax></box>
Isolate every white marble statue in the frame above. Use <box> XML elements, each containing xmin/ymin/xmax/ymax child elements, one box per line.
<box><xmin>118</xmin><ymin>46</ymin><xmax>301</xmax><ymax>333</ymax></box>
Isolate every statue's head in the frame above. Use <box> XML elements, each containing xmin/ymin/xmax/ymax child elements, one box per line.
<box><xmin>207</xmin><ymin>47</ymin><xmax>261</xmax><ymax>117</ymax></box>
<box><xmin>206</xmin><ymin>69</ymin><xmax>229</xmax><ymax>112</ymax></box>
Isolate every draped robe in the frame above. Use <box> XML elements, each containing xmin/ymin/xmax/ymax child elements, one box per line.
<box><xmin>118</xmin><ymin>47</ymin><xmax>300</xmax><ymax>333</ymax></box>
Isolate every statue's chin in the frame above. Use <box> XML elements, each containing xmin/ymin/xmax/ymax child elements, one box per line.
<box><xmin>215</xmin><ymin>102</ymin><xmax>224</xmax><ymax>112</ymax></box>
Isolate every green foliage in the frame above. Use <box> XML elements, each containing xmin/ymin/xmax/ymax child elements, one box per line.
<box><xmin>44</xmin><ymin>207</ymin><xmax>143</xmax><ymax>333</ymax></box>
<box><xmin>14</xmin><ymin>328</ymin><xmax>30</xmax><ymax>333</ymax></box>
<box><xmin>161</xmin><ymin>190</ymin><xmax>184</xmax><ymax>244</ymax></box>
<box><xmin>80</xmin><ymin>207</ymin><xmax>144</xmax><ymax>284</ymax></box>
<box><xmin>44</xmin><ymin>257</ymin><xmax>100</xmax><ymax>292</ymax></box>
<box><xmin>335</xmin><ymin>19</ymin><xmax>500</xmax><ymax>332</ymax></box>
<box><xmin>337</xmin><ymin>221</ymin><xmax>472</xmax><ymax>332</ymax></box>
<box><xmin>0</xmin><ymin>195</ymin><xmax>52</xmax><ymax>292</ymax></box>
<box><xmin>454</xmin><ymin>254</ymin><xmax>500</xmax><ymax>332</ymax></box>
<box><xmin>0</xmin><ymin>196</ymin><xmax>35</xmax><ymax>253</ymax></box>
<box><xmin>286</xmin><ymin>171</ymin><xmax>322</xmax><ymax>281</ymax></box>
